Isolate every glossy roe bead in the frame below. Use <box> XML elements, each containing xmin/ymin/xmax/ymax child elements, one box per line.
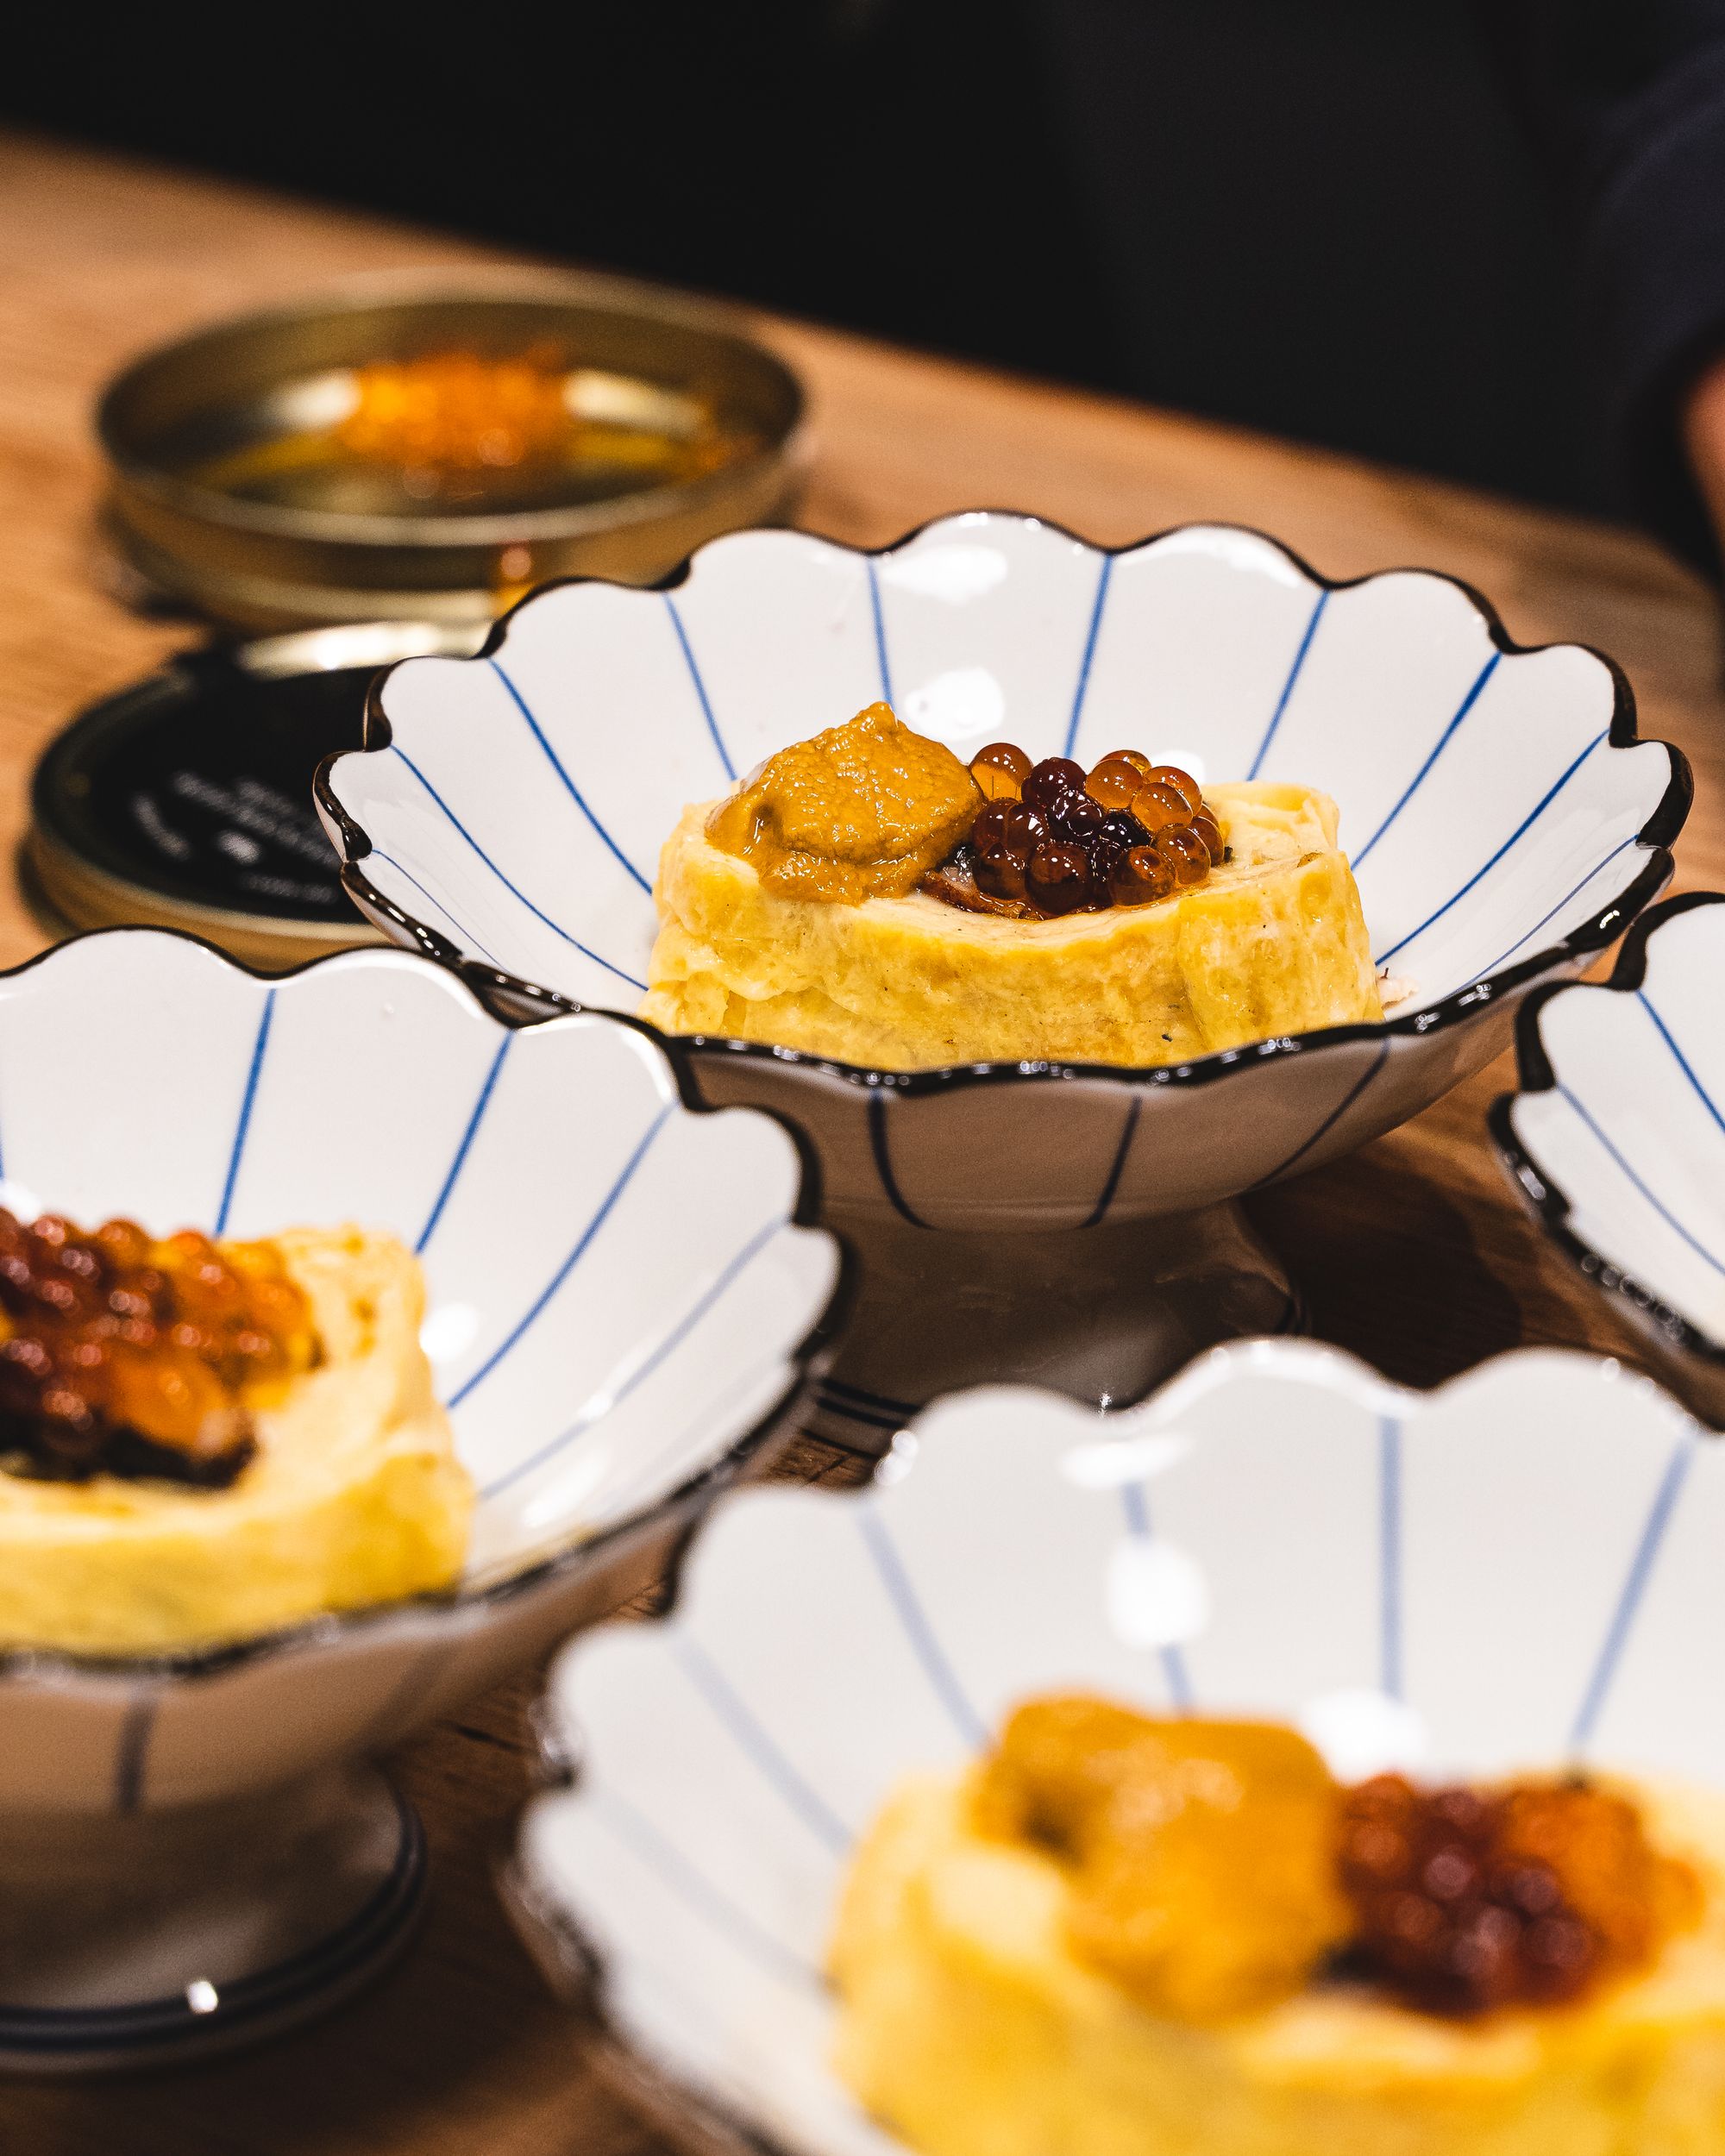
<box><xmin>1086</xmin><ymin>749</ymin><xmax>1153</xmax><ymax>812</ymax></box>
<box><xmin>970</xmin><ymin>741</ymin><xmax>1032</xmax><ymax>802</ymax></box>
<box><xmin>1129</xmin><ymin>781</ymin><xmax>1190</xmax><ymax>834</ymax></box>
<box><xmin>1156</xmin><ymin>824</ymin><xmax>1211</xmax><ymax>887</ymax></box>
<box><xmin>1022</xmin><ymin>757</ymin><xmax>1087</xmax><ymax>818</ymax></box>
<box><xmin>974</xmin><ymin>799</ymin><xmax>1044</xmax><ymax>861</ymax></box>
<box><xmin>1025</xmin><ymin>839</ymin><xmax>1092</xmax><ymax>915</ymax></box>
<box><xmin>1058</xmin><ymin>793</ymin><xmax>1107</xmax><ymax>842</ymax></box>
<box><xmin>974</xmin><ymin>839</ymin><xmax>1029</xmax><ymax>901</ymax></box>
<box><xmin>1143</xmin><ymin>764</ymin><xmax>1203</xmax><ymax>816</ymax></box>
<box><xmin>1110</xmin><ymin>845</ymin><xmax>1175</xmax><ymax>906</ymax></box>
<box><xmin>1090</xmin><ymin>807</ymin><xmax>1138</xmax><ymax>868</ymax></box>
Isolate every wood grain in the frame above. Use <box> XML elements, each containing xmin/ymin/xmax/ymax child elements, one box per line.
<box><xmin>1</xmin><ymin>128</ymin><xmax>1722</xmax><ymax>2154</ymax></box>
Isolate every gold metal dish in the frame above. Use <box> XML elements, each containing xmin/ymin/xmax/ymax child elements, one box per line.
<box><xmin>97</xmin><ymin>269</ymin><xmax>807</xmax><ymax>632</ymax></box>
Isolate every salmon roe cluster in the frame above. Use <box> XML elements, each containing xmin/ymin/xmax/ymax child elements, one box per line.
<box><xmin>0</xmin><ymin>1210</ymin><xmax>318</xmax><ymax>1487</ymax></box>
<box><xmin>920</xmin><ymin>745</ymin><xmax>1226</xmax><ymax>919</ymax></box>
<box><xmin>336</xmin><ymin>349</ymin><xmax>574</xmax><ymax>475</ymax></box>
<box><xmin>1339</xmin><ymin>1772</ymin><xmax>1694</xmax><ymax>2016</ymax></box>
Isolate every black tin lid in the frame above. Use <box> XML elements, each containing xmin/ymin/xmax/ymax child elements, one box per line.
<box><xmin>28</xmin><ymin>622</ymin><xmax>483</xmax><ymax>968</ymax></box>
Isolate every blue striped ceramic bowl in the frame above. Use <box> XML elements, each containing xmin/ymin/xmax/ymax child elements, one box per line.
<box><xmin>0</xmin><ymin>929</ymin><xmax>841</xmax><ymax>1814</ymax></box>
<box><xmin>512</xmin><ymin>1339</ymin><xmax>1716</xmax><ymax>2156</ymax></box>
<box><xmin>1495</xmin><ymin>891</ymin><xmax>1725</xmax><ymax>1426</ymax></box>
<box><xmin>317</xmin><ymin>515</ymin><xmax>1686</xmax><ymax>1232</ymax></box>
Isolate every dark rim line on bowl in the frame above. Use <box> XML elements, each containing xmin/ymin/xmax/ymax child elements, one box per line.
<box><xmin>503</xmin><ymin>1794</ymin><xmax>786</xmax><ymax>2156</ymax></box>
<box><xmin>0</xmin><ymin>1787</ymin><xmax>426</xmax><ymax>2056</ymax></box>
<box><xmin>0</xmin><ymin>922</ymin><xmax>853</xmax><ymax>1693</ymax></box>
<box><xmin>97</xmin><ymin>265</ymin><xmax>808</xmax><ymax>549</ymax></box>
<box><xmin>505</xmin><ymin>1421</ymin><xmax>918</xmax><ymax>2156</ymax></box>
<box><xmin>314</xmin><ymin>511</ymin><xmax>1692</xmax><ymax>1129</ymax></box>
<box><xmin>1489</xmin><ymin>887</ymin><xmax>1725</xmax><ymax>1376</ymax></box>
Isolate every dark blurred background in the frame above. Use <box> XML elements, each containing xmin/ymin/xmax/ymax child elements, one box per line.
<box><xmin>1</xmin><ymin>0</ymin><xmax>1603</xmax><ymax>514</ymax></box>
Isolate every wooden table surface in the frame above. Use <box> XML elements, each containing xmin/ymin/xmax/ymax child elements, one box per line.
<box><xmin>2</xmin><ymin>128</ymin><xmax>1722</xmax><ymax>2155</ymax></box>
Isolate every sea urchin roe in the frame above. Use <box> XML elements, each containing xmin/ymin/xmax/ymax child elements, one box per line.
<box><xmin>0</xmin><ymin>1210</ymin><xmax>319</xmax><ymax>1487</ymax></box>
<box><xmin>1338</xmin><ymin>1773</ymin><xmax>1697</xmax><ymax>2016</ymax></box>
<box><xmin>972</xmin><ymin>1695</ymin><xmax>1352</xmax><ymax>2022</ymax></box>
<box><xmin>707</xmin><ymin>703</ymin><xmax>982</xmax><ymax>902</ymax></box>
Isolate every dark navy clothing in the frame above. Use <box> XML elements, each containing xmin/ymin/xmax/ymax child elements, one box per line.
<box><xmin>1484</xmin><ymin>3</ymin><xmax>1725</xmax><ymax>567</ymax></box>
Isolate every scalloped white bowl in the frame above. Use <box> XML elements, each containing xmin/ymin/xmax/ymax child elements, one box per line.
<box><xmin>515</xmin><ymin>1338</ymin><xmax>1720</xmax><ymax>2156</ymax></box>
<box><xmin>0</xmin><ymin>930</ymin><xmax>838</xmax><ymax>2068</ymax></box>
<box><xmin>0</xmin><ymin>928</ymin><xmax>840</xmax><ymax>1796</ymax></box>
<box><xmin>319</xmin><ymin>515</ymin><xmax>1684</xmax><ymax>1232</ymax></box>
<box><xmin>1496</xmin><ymin>891</ymin><xmax>1725</xmax><ymax>1426</ymax></box>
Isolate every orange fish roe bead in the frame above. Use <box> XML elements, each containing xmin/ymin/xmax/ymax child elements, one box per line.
<box><xmin>0</xmin><ymin>1210</ymin><xmax>318</xmax><ymax>1486</ymax></box>
<box><xmin>1020</xmin><ymin>757</ymin><xmax>1088</xmax><ymax>820</ymax></box>
<box><xmin>969</xmin><ymin>743</ymin><xmax>1033</xmax><ymax>803</ymax></box>
<box><xmin>1142</xmin><ymin>764</ymin><xmax>1204</xmax><ymax>816</ymax></box>
<box><xmin>1086</xmin><ymin>750</ymin><xmax>1153</xmax><ymax>813</ymax></box>
<box><xmin>970</xmin><ymin>799</ymin><xmax>1045</xmax><ymax>903</ymax></box>
<box><xmin>1025</xmin><ymin>840</ymin><xmax>1093</xmax><ymax>915</ymax></box>
<box><xmin>1155</xmin><ymin>824</ymin><xmax>1212</xmax><ymax>887</ymax></box>
<box><xmin>1128</xmin><ymin>781</ymin><xmax>1191</xmax><ymax>836</ymax></box>
<box><xmin>1110</xmin><ymin>844</ymin><xmax>1175</xmax><ymax>906</ymax></box>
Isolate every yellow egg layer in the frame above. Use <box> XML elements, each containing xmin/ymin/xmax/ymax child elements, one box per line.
<box><xmin>830</xmin><ymin>1773</ymin><xmax>1725</xmax><ymax>2156</ymax></box>
<box><xmin>0</xmin><ymin>1225</ymin><xmax>473</xmax><ymax>1654</ymax></box>
<box><xmin>641</xmin><ymin>781</ymin><xmax>1382</xmax><ymax>1071</ymax></box>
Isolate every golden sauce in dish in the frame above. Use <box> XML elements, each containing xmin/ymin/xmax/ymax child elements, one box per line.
<box><xmin>185</xmin><ymin>351</ymin><xmax>749</xmax><ymax>515</ymax></box>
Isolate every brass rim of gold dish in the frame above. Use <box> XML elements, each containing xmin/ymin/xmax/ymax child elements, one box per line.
<box><xmin>97</xmin><ymin>266</ymin><xmax>808</xmax><ymax>631</ymax></box>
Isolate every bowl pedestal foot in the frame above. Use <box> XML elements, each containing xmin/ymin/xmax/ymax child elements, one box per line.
<box><xmin>804</xmin><ymin>1199</ymin><xmax>1299</xmax><ymax>1453</ymax></box>
<box><xmin>0</xmin><ymin>1761</ymin><xmax>424</xmax><ymax>2073</ymax></box>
